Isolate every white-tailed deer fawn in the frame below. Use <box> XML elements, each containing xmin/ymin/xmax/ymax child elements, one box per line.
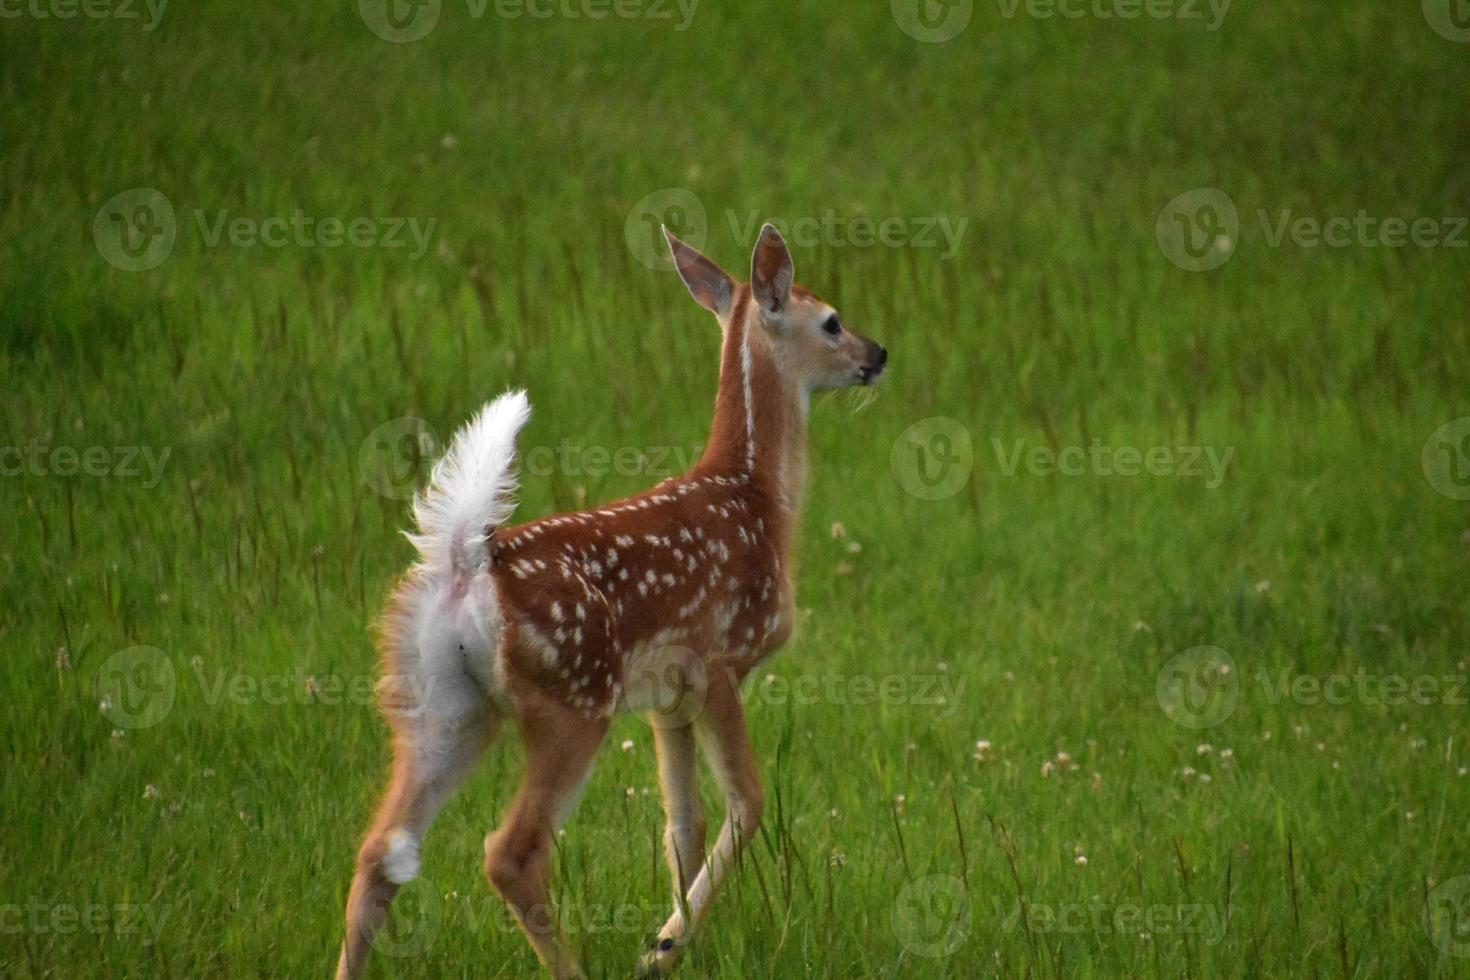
<box><xmin>337</xmin><ymin>223</ymin><xmax>887</xmax><ymax>978</ymax></box>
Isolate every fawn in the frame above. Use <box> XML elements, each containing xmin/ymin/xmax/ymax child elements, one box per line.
<box><xmin>337</xmin><ymin>223</ymin><xmax>887</xmax><ymax>978</ymax></box>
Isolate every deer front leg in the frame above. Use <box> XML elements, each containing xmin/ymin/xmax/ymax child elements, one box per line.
<box><xmin>639</xmin><ymin>671</ymin><xmax>763</xmax><ymax>977</ymax></box>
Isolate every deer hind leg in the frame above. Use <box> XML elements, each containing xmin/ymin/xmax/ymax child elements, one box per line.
<box><xmin>653</xmin><ymin>721</ymin><xmax>706</xmax><ymax>902</ymax></box>
<box><xmin>640</xmin><ymin>671</ymin><xmax>763</xmax><ymax>977</ymax></box>
<box><xmin>337</xmin><ymin>693</ymin><xmax>500</xmax><ymax>980</ymax></box>
<box><xmin>484</xmin><ymin>690</ymin><xmax>608</xmax><ymax>980</ymax></box>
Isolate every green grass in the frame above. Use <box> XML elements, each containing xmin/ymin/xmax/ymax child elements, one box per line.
<box><xmin>3</xmin><ymin>1</ymin><xmax>1470</xmax><ymax>976</ymax></box>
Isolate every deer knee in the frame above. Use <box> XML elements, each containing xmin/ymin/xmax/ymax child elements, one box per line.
<box><xmin>483</xmin><ymin>829</ymin><xmax>548</xmax><ymax>903</ymax></box>
<box><xmin>731</xmin><ymin>785</ymin><xmax>764</xmax><ymax>837</ymax></box>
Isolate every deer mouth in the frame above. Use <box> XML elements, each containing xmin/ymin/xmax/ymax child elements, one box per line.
<box><xmin>858</xmin><ymin>346</ymin><xmax>888</xmax><ymax>385</ymax></box>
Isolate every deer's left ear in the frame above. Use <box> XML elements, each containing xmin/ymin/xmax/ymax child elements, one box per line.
<box><xmin>751</xmin><ymin>223</ymin><xmax>794</xmax><ymax>319</ymax></box>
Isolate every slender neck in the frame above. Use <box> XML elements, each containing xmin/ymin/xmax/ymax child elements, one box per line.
<box><xmin>695</xmin><ymin>292</ymin><xmax>809</xmax><ymax>519</ymax></box>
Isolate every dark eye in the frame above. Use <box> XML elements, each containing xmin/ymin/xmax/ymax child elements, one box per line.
<box><xmin>822</xmin><ymin>315</ymin><xmax>842</xmax><ymax>336</ymax></box>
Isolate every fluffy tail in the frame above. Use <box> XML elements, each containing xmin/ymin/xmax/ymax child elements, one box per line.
<box><xmin>407</xmin><ymin>389</ymin><xmax>531</xmax><ymax>581</ymax></box>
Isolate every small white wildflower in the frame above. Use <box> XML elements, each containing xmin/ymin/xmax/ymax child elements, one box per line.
<box><xmin>620</xmin><ymin>739</ymin><xmax>635</xmax><ymax>752</ymax></box>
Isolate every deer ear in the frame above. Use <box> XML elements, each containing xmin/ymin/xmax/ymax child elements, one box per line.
<box><xmin>750</xmin><ymin>222</ymin><xmax>794</xmax><ymax>319</ymax></box>
<box><xmin>664</xmin><ymin>228</ymin><xmax>733</xmax><ymax>318</ymax></box>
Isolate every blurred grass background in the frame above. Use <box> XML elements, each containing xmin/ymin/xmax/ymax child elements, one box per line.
<box><xmin>2</xmin><ymin>1</ymin><xmax>1468</xmax><ymax>976</ymax></box>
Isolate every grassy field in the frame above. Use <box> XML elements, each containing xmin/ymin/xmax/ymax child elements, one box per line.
<box><xmin>3</xmin><ymin>1</ymin><xmax>1470</xmax><ymax>976</ymax></box>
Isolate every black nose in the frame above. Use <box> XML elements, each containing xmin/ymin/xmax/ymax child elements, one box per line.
<box><xmin>876</xmin><ymin>346</ymin><xmax>888</xmax><ymax>366</ymax></box>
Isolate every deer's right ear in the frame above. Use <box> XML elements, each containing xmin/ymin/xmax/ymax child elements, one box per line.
<box><xmin>664</xmin><ymin>228</ymin><xmax>734</xmax><ymax>318</ymax></box>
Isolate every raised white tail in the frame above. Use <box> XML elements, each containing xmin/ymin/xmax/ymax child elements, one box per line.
<box><xmin>407</xmin><ymin>389</ymin><xmax>531</xmax><ymax>584</ymax></box>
